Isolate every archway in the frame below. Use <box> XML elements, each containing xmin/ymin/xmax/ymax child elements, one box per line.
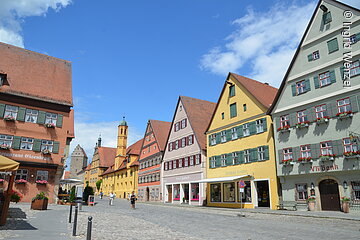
<box><xmin>319</xmin><ymin>179</ymin><xmax>340</xmax><ymax>211</ymax></box>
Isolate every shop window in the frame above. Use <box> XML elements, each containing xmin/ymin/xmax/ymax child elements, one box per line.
<box><xmin>343</xmin><ymin>138</ymin><xmax>358</xmax><ymax>153</ymax></box>
<box><xmin>15</xmin><ymin>169</ymin><xmax>28</xmax><ymax>181</ymax></box>
<box><xmin>351</xmin><ymin>181</ymin><xmax>360</xmax><ymax>200</ymax></box>
<box><xmin>0</xmin><ymin>134</ymin><xmax>13</xmax><ymax>148</ymax></box>
<box><xmin>295</xmin><ymin>184</ymin><xmax>308</xmax><ymax>201</ymax></box>
<box><xmin>45</xmin><ymin>113</ymin><xmax>57</xmax><ymax>125</ymax></box>
<box><xmin>36</xmin><ymin>170</ymin><xmax>48</xmax><ymax>181</ymax></box>
<box><xmin>191</xmin><ymin>184</ymin><xmax>199</xmax><ymax>200</ymax></box>
<box><xmin>320</xmin><ymin>141</ymin><xmax>333</xmax><ymax>156</ymax></box>
<box><xmin>220</xmin><ymin>131</ymin><xmax>226</xmax><ymax>143</ymax></box>
<box><xmin>173</xmin><ymin>185</ymin><xmax>180</xmax><ymax>200</ymax></box>
<box><xmin>20</xmin><ymin>137</ymin><xmax>34</xmax><ymax>150</ymax></box>
<box><xmin>4</xmin><ymin>105</ymin><xmax>18</xmax><ymax>119</ymax></box>
<box><xmin>210</xmin><ymin>183</ymin><xmax>221</xmax><ymax>202</ymax></box>
<box><xmin>223</xmin><ymin>182</ymin><xmax>236</xmax><ymax>202</ymax></box>
<box><xmin>25</xmin><ymin>109</ymin><xmax>38</xmax><ymax>123</ymax></box>
<box><xmin>239</xmin><ymin>181</ymin><xmax>252</xmax><ymax>203</ymax></box>
<box><xmin>337</xmin><ymin>98</ymin><xmax>351</xmax><ymax>114</ymax></box>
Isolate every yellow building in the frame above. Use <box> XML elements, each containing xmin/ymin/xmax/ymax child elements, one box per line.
<box><xmin>204</xmin><ymin>73</ymin><xmax>279</xmax><ymax>209</ymax></box>
<box><xmin>100</xmin><ymin>119</ymin><xmax>143</xmax><ymax>198</ymax></box>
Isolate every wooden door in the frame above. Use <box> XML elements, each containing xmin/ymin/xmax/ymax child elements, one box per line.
<box><xmin>319</xmin><ymin>179</ymin><xmax>340</xmax><ymax>211</ymax></box>
<box><xmin>168</xmin><ymin>186</ymin><xmax>172</xmax><ymax>202</ymax></box>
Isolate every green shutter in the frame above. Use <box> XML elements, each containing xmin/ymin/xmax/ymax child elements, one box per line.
<box><xmin>340</xmin><ymin>66</ymin><xmax>345</xmax><ymax>80</ymax></box>
<box><xmin>16</xmin><ymin>107</ymin><xmax>26</xmax><ymax>121</ymax></box>
<box><xmin>251</xmin><ymin>148</ymin><xmax>258</xmax><ymax>162</ymax></box>
<box><xmin>327</xmin><ymin>38</ymin><xmax>339</xmax><ymax>53</ymax></box>
<box><xmin>215</xmin><ymin>133</ymin><xmax>221</xmax><ymax>144</ymax></box>
<box><xmin>226</xmin><ymin>153</ymin><xmax>233</xmax><ymax>166</ymax></box>
<box><xmin>307</xmin><ymin>54</ymin><xmax>313</xmax><ymax>62</ymax></box>
<box><xmin>323</xmin><ymin>12</ymin><xmax>332</xmax><ymax>24</ymax></box>
<box><xmin>226</xmin><ymin>129</ymin><xmax>232</xmax><ymax>141</ymax></box>
<box><xmin>249</xmin><ymin>122</ymin><xmax>256</xmax><ymax>135</ymax></box>
<box><xmin>350</xmin><ymin>95</ymin><xmax>359</xmax><ymax>113</ymax></box>
<box><xmin>262</xmin><ymin>118</ymin><xmax>267</xmax><ymax>132</ymax></box>
<box><xmin>0</xmin><ymin>103</ymin><xmax>5</xmax><ymax>118</ymax></box>
<box><xmin>305</xmin><ymin>79</ymin><xmax>311</xmax><ymax>92</ymax></box>
<box><xmin>37</xmin><ymin>111</ymin><xmax>46</xmax><ymax>124</ymax></box>
<box><xmin>208</xmin><ymin>135</ymin><xmax>212</xmax><ymax>146</ymax></box>
<box><xmin>33</xmin><ymin>139</ymin><xmax>42</xmax><ymax>152</ymax></box>
<box><xmin>355</xmin><ymin>33</ymin><xmax>360</xmax><ymax>43</ymax></box>
<box><xmin>52</xmin><ymin>141</ymin><xmax>60</xmax><ymax>153</ymax></box>
<box><xmin>237</xmin><ymin>125</ymin><xmax>243</xmax><ymax>138</ymax></box>
<box><xmin>264</xmin><ymin>146</ymin><xmax>269</xmax><ymax>160</ymax></box>
<box><xmin>329</xmin><ymin>70</ymin><xmax>336</xmax><ymax>83</ymax></box>
<box><xmin>12</xmin><ymin>136</ymin><xmax>21</xmax><ymax>149</ymax></box>
<box><xmin>230</xmin><ymin>103</ymin><xmax>237</xmax><ymax>118</ymax></box>
<box><xmin>314</xmin><ymin>76</ymin><xmax>320</xmax><ymax>89</ymax></box>
<box><xmin>215</xmin><ymin>156</ymin><xmax>221</xmax><ymax>167</ymax></box>
<box><xmin>56</xmin><ymin>114</ymin><xmax>63</xmax><ymax>128</ymax></box>
<box><xmin>238</xmin><ymin>151</ymin><xmax>244</xmax><ymax>164</ymax></box>
<box><xmin>291</xmin><ymin>84</ymin><xmax>297</xmax><ymax>96</ymax></box>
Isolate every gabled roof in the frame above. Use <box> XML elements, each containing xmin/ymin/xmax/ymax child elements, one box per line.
<box><xmin>149</xmin><ymin>120</ymin><xmax>171</xmax><ymax>151</ymax></box>
<box><xmin>268</xmin><ymin>0</ymin><xmax>360</xmax><ymax>114</ymax></box>
<box><xmin>98</xmin><ymin>147</ymin><xmax>117</xmax><ymax>168</ymax></box>
<box><xmin>101</xmin><ymin>164</ymin><xmax>115</xmax><ymax>175</ymax></box>
<box><xmin>84</xmin><ymin>164</ymin><xmax>91</xmax><ymax>171</ymax></box>
<box><xmin>179</xmin><ymin>96</ymin><xmax>217</xmax><ymax>150</ymax></box>
<box><xmin>126</xmin><ymin>138</ymin><xmax>143</xmax><ymax>155</ymax></box>
<box><xmin>230</xmin><ymin>73</ymin><xmax>278</xmax><ymax>109</ymax></box>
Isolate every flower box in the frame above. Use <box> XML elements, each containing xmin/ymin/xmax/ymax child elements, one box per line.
<box><xmin>173</xmin><ymin>198</ymin><xmax>180</xmax><ymax>201</ymax></box>
<box><xmin>15</xmin><ymin>179</ymin><xmax>28</xmax><ymax>184</ymax></box>
<box><xmin>336</xmin><ymin>111</ymin><xmax>353</xmax><ymax>119</ymax></box>
<box><xmin>295</xmin><ymin>121</ymin><xmax>310</xmax><ymax>129</ymax></box>
<box><xmin>36</xmin><ymin>180</ymin><xmax>48</xmax><ymax>185</ymax></box>
<box><xmin>31</xmin><ymin>199</ymin><xmax>48</xmax><ymax>210</ymax></box>
<box><xmin>45</xmin><ymin>123</ymin><xmax>55</xmax><ymax>128</ymax></box>
<box><xmin>281</xmin><ymin>159</ymin><xmax>293</xmax><ymax>165</ymax></box>
<box><xmin>41</xmin><ymin>149</ymin><xmax>51</xmax><ymax>155</ymax></box>
<box><xmin>344</xmin><ymin>151</ymin><xmax>360</xmax><ymax>159</ymax></box>
<box><xmin>0</xmin><ymin>144</ymin><xmax>10</xmax><ymax>150</ymax></box>
<box><xmin>4</xmin><ymin>115</ymin><xmax>15</xmax><ymax>121</ymax></box>
<box><xmin>319</xmin><ymin>155</ymin><xmax>335</xmax><ymax>161</ymax></box>
<box><xmin>297</xmin><ymin>157</ymin><xmax>313</xmax><ymax>163</ymax></box>
<box><xmin>316</xmin><ymin>117</ymin><xmax>330</xmax><ymax>124</ymax></box>
<box><xmin>277</xmin><ymin>125</ymin><xmax>290</xmax><ymax>133</ymax></box>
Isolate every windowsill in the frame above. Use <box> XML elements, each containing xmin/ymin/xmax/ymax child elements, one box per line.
<box><xmin>328</xmin><ymin>50</ymin><xmax>338</xmax><ymax>54</ymax></box>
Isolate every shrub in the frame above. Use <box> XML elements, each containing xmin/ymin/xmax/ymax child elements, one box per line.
<box><xmin>9</xmin><ymin>190</ymin><xmax>22</xmax><ymax>203</ymax></box>
<box><xmin>96</xmin><ymin>179</ymin><xmax>102</xmax><ymax>192</ymax></box>
<box><xmin>69</xmin><ymin>186</ymin><xmax>76</xmax><ymax>203</ymax></box>
<box><xmin>32</xmin><ymin>192</ymin><xmax>48</xmax><ymax>201</ymax></box>
<box><xmin>83</xmin><ymin>183</ymin><xmax>94</xmax><ymax>203</ymax></box>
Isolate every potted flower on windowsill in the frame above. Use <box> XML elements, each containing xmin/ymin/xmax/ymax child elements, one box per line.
<box><xmin>31</xmin><ymin>192</ymin><xmax>49</xmax><ymax>210</ymax></box>
<box><xmin>35</xmin><ymin>180</ymin><xmax>48</xmax><ymax>185</ymax></box>
<box><xmin>0</xmin><ymin>143</ymin><xmax>10</xmax><ymax>150</ymax></box>
<box><xmin>281</xmin><ymin>159</ymin><xmax>293</xmax><ymax>165</ymax></box>
<box><xmin>277</xmin><ymin>125</ymin><xmax>290</xmax><ymax>133</ymax></box>
<box><xmin>0</xmin><ymin>179</ymin><xmax>4</xmax><ymax>184</ymax></box>
<box><xmin>307</xmin><ymin>196</ymin><xmax>316</xmax><ymax>211</ymax></box>
<box><xmin>341</xmin><ymin>196</ymin><xmax>350</xmax><ymax>213</ymax></box>
<box><xmin>297</xmin><ymin>157</ymin><xmax>313</xmax><ymax>163</ymax></box>
<box><xmin>319</xmin><ymin>154</ymin><xmax>336</xmax><ymax>161</ymax></box>
<box><xmin>45</xmin><ymin>122</ymin><xmax>55</xmax><ymax>128</ymax></box>
<box><xmin>15</xmin><ymin>179</ymin><xmax>28</xmax><ymax>184</ymax></box>
<box><xmin>316</xmin><ymin>116</ymin><xmax>330</xmax><ymax>124</ymax></box>
<box><xmin>295</xmin><ymin>121</ymin><xmax>310</xmax><ymax>129</ymax></box>
<box><xmin>344</xmin><ymin>151</ymin><xmax>360</xmax><ymax>159</ymax></box>
<box><xmin>336</xmin><ymin>111</ymin><xmax>353</xmax><ymax>119</ymax></box>
<box><xmin>41</xmin><ymin>149</ymin><xmax>51</xmax><ymax>155</ymax></box>
<box><xmin>4</xmin><ymin>115</ymin><xmax>15</xmax><ymax>121</ymax></box>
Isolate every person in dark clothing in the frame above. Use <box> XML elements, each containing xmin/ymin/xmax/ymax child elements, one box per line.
<box><xmin>130</xmin><ymin>191</ymin><xmax>137</xmax><ymax>209</ymax></box>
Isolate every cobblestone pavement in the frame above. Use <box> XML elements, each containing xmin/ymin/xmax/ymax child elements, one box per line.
<box><xmin>1</xmin><ymin>199</ymin><xmax>360</xmax><ymax>240</ymax></box>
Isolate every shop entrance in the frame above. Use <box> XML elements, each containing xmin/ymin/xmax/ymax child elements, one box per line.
<box><xmin>167</xmin><ymin>185</ymin><xmax>172</xmax><ymax>202</ymax></box>
<box><xmin>319</xmin><ymin>179</ymin><xmax>340</xmax><ymax>211</ymax></box>
<box><xmin>256</xmin><ymin>180</ymin><xmax>270</xmax><ymax>208</ymax></box>
<box><xmin>182</xmin><ymin>184</ymin><xmax>189</xmax><ymax>203</ymax></box>
<box><xmin>146</xmin><ymin>187</ymin><xmax>150</xmax><ymax>201</ymax></box>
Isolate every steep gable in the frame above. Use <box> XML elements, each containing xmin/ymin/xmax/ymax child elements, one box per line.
<box><xmin>149</xmin><ymin>120</ymin><xmax>172</xmax><ymax>152</ymax></box>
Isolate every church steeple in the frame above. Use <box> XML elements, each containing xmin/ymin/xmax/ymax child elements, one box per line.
<box><xmin>115</xmin><ymin>117</ymin><xmax>128</xmax><ymax>169</ymax></box>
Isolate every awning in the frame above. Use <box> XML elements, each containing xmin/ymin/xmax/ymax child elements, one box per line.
<box><xmin>59</xmin><ymin>178</ymin><xmax>83</xmax><ymax>184</ymax></box>
<box><xmin>197</xmin><ymin>174</ymin><xmax>251</xmax><ymax>183</ymax></box>
<box><xmin>0</xmin><ymin>156</ymin><xmax>19</xmax><ymax>171</ymax></box>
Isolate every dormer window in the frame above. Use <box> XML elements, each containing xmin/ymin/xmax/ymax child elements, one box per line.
<box><xmin>0</xmin><ymin>74</ymin><xmax>8</xmax><ymax>87</ymax></box>
<box><xmin>229</xmin><ymin>85</ymin><xmax>235</xmax><ymax>97</ymax></box>
<box><xmin>323</xmin><ymin>11</ymin><xmax>332</xmax><ymax>25</ymax></box>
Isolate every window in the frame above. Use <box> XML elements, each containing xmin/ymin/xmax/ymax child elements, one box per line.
<box><xmin>319</xmin><ymin>71</ymin><xmax>331</xmax><ymax>87</ymax></box>
<box><xmin>41</xmin><ymin>140</ymin><xmax>53</xmax><ymax>152</ymax></box>
<box><xmin>343</xmin><ymin>138</ymin><xmax>358</xmax><ymax>153</ymax></box>
<box><xmin>181</xmin><ymin>138</ymin><xmax>186</xmax><ymax>148</ymax></box>
<box><xmin>297</xmin><ymin>110</ymin><xmax>308</xmax><ymax>123</ymax></box>
<box><xmin>210</xmin><ymin>183</ymin><xmax>221</xmax><ymax>202</ymax></box>
<box><xmin>231</xmin><ymin>127</ymin><xmax>237</xmax><ymax>140</ymax></box>
<box><xmin>256</xmin><ymin>119</ymin><xmax>264</xmax><ymax>133</ymax></box>
<box><xmin>313</xmin><ymin>51</ymin><xmax>320</xmax><ymax>60</ymax></box>
<box><xmin>4</xmin><ymin>105</ymin><xmax>18</xmax><ymax>119</ymax></box>
<box><xmin>296</xmin><ymin>80</ymin><xmax>306</xmax><ymax>95</ymax></box>
<box><xmin>240</xmin><ymin>181</ymin><xmax>252</xmax><ymax>203</ymax></box>
<box><xmin>210</xmin><ymin>134</ymin><xmax>216</xmax><ymax>145</ymax></box>
<box><xmin>300</xmin><ymin>145</ymin><xmax>311</xmax><ymax>158</ymax></box>
<box><xmin>0</xmin><ymin>74</ymin><xmax>7</xmax><ymax>86</ymax></box>
<box><xmin>195</xmin><ymin>155</ymin><xmax>201</xmax><ymax>165</ymax></box>
<box><xmin>221</xmin><ymin>112</ymin><xmax>224</xmax><ymax>119</ymax></box>
<box><xmin>189</xmin><ymin>156</ymin><xmax>194</xmax><ymax>166</ymax></box>
<box><xmin>168</xmin><ymin>142</ymin><xmax>173</xmax><ymax>151</ymax></box>
<box><xmin>184</xmin><ymin>157</ymin><xmax>189</xmax><ymax>167</ymax></box>
<box><xmin>174</xmin><ymin>122</ymin><xmax>180</xmax><ymax>132</ymax></box>
<box><xmin>280</xmin><ymin>115</ymin><xmax>290</xmax><ymax>128</ymax></box>
<box><xmin>188</xmin><ymin>135</ymin><xmax>194</xmax><ymax>145</ymax></box>
<box><xmin>296</xmin><ymin>184</ymin><xmax>308</xmax><ymax>201</ymax></box>
<box><xmin>175</xmin><ymin>140</ymin><xmax>179</xmax><ymax>150</ymax></box>
<box><xmin>221</xmin><ymin>154</ymin><xmax>226</xmax><ymax>166</ymax></box>
<box><xmin>337</xmin><ymin>98</ymin><xmax>351</xmax><ymax>114</ymax></box>
<box><xmin>229</xmin><ymin>85</ymin><xmax>235</xmax><ymax>97</ymax></box>
<box><xmin>173</xmin><ymin>160</ymin><xmax>177</xmax><ymax>169</ymax></box>
<box><xmin>327</xmin><ymin>38</ymin><xmax>339</xmax><ymax>53</ymax></box>
<box><xmin>36</xmin><ymin>170</ymin><xmax>48</xmax><ymax>181</ymax></box>
<box><xmin>164</xmin><ymin>162</ymin><xmax>168</xmax><ymax>170</ymax></box>
<box><xmin>191</xmin><ymin>183</ymin><xmax>199</xmax><ymax>200</ymax></box>
<box><xmin>220</xmin><ymin>131</ymin><xmax>226</xmax><ymax>143</ymax></box>
<box><xmin>169</xmin><ymin>161</ymin><xmax>173</xmax><ymax>170</ymax></box>
<box><xmin>0</xmin><ymin>134</ymin><xmax>13</xmax><ymax>148</ymax></box>
<box><xmin>320</xmin><ymin>141</ymin><xmax>333</xmax><ymax>156</ymax></box>
<box><xmin>45</xmin><ymin>113</ymin><xmax>57</xmax><ymax>125</ymax></box>
<box><xmin>223</xmin><ymin>182</ymin><xmax>235</xmax><ymax>202</ymax></box>
<box><xmin>230</xmin><ymin>103</ymin><xmax>237</xmax><ymax>118</ymax></box>
<box><xmin>258</xmin><ymin>147</ymin><xmax>265</xmax><ymax>161</ymax></box>
<box><xmin>243</xmin><ymin>104</ymin><xmax>247</xmax><ymax>112</ymax></box>
<box><xmin>232</xmin><ymin>152</ymin><xmax>238</xmax><ymax>165</ymax></box>
<box><xmin>350</xmin><ymin>34</ymin><xmax>358</xmax><ymax>45</ymax></box>
<box><xmin>315</xmin><ymin>104</ymin><xmax>328</xmax><ymax>119</ymax></box>
<box><xmin>283</xmin><ymin>148</ymin><xmax>293</xmax><ymax>161</ymax></box>
<box><xmin>244</xmin><ymin>149</ymin><xmax>250</xmax><ymax>163</ymax></box>
<box><xmin>20</xmin><ymin>137</ymin><xmax>34</xmax><ymax>150</ymax></box>
<box><xmin>181</xmin><ymin>119</ymin><xmax>187</xmax><ymax>129</ymax></box>
<box><xmin>323</xmin><ymin>12</ymin><xmax>332</xmax><ymax>24</ymax></box>
<box><xmin>350</xmin><ymin>61</ymin><xmax>360</xmax><ymax>77</ymax></box>
<box><xmin>15</xmin><ymin>169</ymin><xmax>28</xmax><ymax>181</ymax></box>
<box><xmin>243</xmin><ymin>123</ymin><xmax>250</xmax><ymax>136</ymax></box>
<box><xmin>210</xmin><ymin>157</ymin><xmax>216</xmax><ymax>168</ymax></box>
<box><xmin>25</xmin><ymin>109</ymin><xmax>38</xmax><ymax>123</ymax></box>
<box><xmin>351</xmin><ymin>181</ymin><xmax>360</xmax><ymax>200</ymax></box>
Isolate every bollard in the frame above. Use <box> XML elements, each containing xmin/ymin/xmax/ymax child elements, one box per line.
<box><xmin>86</xmin><ymin>216</ymin><xmax>93</xmax><ymax>240</ymax></box>
<box><xmin>69</xmin><ymin>204</ymin><xmax>73</xmax><ymax>223</ymax></box>
<box><xmin>73</xmin><ymin>205</ymin><xmax>78</xmax><ymax>236</ymax></box>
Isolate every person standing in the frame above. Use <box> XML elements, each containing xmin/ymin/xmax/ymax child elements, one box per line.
<box><xmin>100</xmin><ymin>191</ymin><xmax>103</xmax><ymax>199</ymax></box>
<box><xmin>130</xmin><ymin>191</ymin><xmax>137</xmax><ymax>209</ymax></box>
<box><xmin>109</xmin><ymin>192</ymin><xmax>115</xmax><ymax>206</ymax></box>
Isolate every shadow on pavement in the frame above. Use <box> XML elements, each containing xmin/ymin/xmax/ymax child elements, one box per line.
<box><xmin>0</xmin><ymin>207</ymin><xmax>37</xmax><ymax>230</ymax></box>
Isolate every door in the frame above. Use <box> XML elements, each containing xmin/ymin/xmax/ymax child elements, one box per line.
<box><xmin>167</xmin><ymin>185</ymin><xmax>172</xmax><ymax>202</ymax></box>
<box><xmin>319</xmin><ymin>179</ymin><xmax>340</xmax><ymax>211</ymax></box>
<box><xmin>146</xmin><ymin>187</ymin><xmax>150</xmax><ymax>201</ymax></box>
<box><xmin>257</xmin><ymin>181</ymin><xmax>270</xmax><ymax>207</ymax></box>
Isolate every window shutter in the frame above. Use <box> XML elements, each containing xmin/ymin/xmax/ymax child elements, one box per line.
<box><xmin>16</xmin><ymin>107</ymin><xmax>26</xmax><ymax>121</ymax></box>
<box><xmin>291</xmin><ymin>84</ymin><xmax>297</xmax><ymax>96</ymax></box>
<box><xmin>306</xmin><ymin>108</ymin><xmax>315</xmax><ymax>122</ymax></box>
<box><xmin>33</xmin><ymin>139</ymin><xmax>42</xmax><ymax>152</ymax></box>
<box><xmin>329</xmin><ymin>70</ymin><xmax>336</xmax><ymax>83</ymax></box>
<box><xmin>264</xmin><ymin>146</ymin><xmax>269</xmax><ymax>160</ymax></box>
<box><xmin>329</xmin><ymin>101</ymin><xmax>338</xmax><ymax>117</ymax></box>
<box><xmin>293</xmin><ymin>147</ymin><xmax>300</xmax><ymax>161</ymax></box>
<box><xmin>332</xmin><ymin>140</ymin><xmax>342</xmax><ymax>156</ymax></box>
<box><xmin>249</xmin><ymin>122</ymin><xmax>256</xmax><ymax>135</ymax></box>
<box><xmin>327</xmin><ymin>38</ymin><xmax>339</xmax><ymax>53</ymax></box>
<box><xmin>251</xmin><ymin>148</ymin><xmax>258</xmax><ymax>162</ymax></box>
<box><xmin>262</xmin><ymin>118</ymin><xmax>267</xmax><ymax>132</ymax></box>
<box><xmin>289</xmin><ymin>113</ymin><xmax>297</xmax><ymax>126</ymax></box>
<box><xmin>12</xmin><ymin>136</ymin><xmax>21</xmax><ymax>149</ymax></box>
<box><xmin>56</xmin><ymin>114</ymin><xmax>63</xmax><ymax>127</ymax></box>
<box><xmin>37</xmin><ymin>111</ymin><xmax>46</xmax><ymax>124</ymax></box>
<box><xmin>226</xmin><ymin>153</ymin><xmax>232</xmax><ymax>166</ymax></box>
<box><xmin>275</xmin><ymin>117</ymin><xmax>280</xmax><ymax>131</ymax></box>
<box><xmin>226</xmin><ymin>129</ymin><xmax>232</xmax><ymax>141</ymax></box>
<box><xmin>52</xmin><ymin>141</ymin><xmax>60</xmax><ymax>154</ymax></box>
<box><xmin>350</xmin><ymin>95</ymin><xmax>359</xmax><ymax>113</ymax></box>
<box><xmin>237</xmin><ymin>125</ymin><xmax>243</xmax><ymax>138</ymax></box>
<box><xmin>208</xmin><ymin>135</ymin><xmax>212</xmax><ymax>146</ymax></box>
<box><xmin>230</xmin><ymin>103</ymin><xmax>237</xmax><ymax>118</ymax></box>
<box><xmin>198</xmin><ymin>154</ymin><xmax>201</xmax><ymax>164</ymax></box>
<box><xmin>215</xmin><ymin>133</ymin><xmax>221</xmax><ymax>144</ymax></box>
<box><xmin>215</xmin><ymin>155</ymin><xmax>221</xmax><ymax>167</ymax></box>
<box><xmin>238</xmin><ymin>151</ymin><xmax>244</xmax><ymax>164</ymax></box>
<box><xmin>0</xmin><ymin>103</ymin><xmax>5</xmax><ymax>118</ymax></box>
<box><xmin>307</xmin><ymin>54</ymin><xmax>313</xmax><ymax>62</ymax></box>
<box><xmin>278</xmin><ymin>149</ymin><xmax>283</xmax><ymax>163</ymax></box>
<box><xmin>314</xmin><ymin>75</ymin><xmax>320</xmax><ymax>89</ymax></box>
<box><xmin>305</xmin><ymin>79</ymin><xmax>311</xmax><ymax>92</ymax></box>
<box><xmin>340</xmin><ymin>66</ymin><xmax>345</xmax><ymax>80</ymax></box>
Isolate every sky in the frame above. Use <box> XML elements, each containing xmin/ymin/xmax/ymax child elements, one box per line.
<box><xmin>0</xmin><ymin>0</ymin><xmax>359</xmax><ymax>167</ymax></box>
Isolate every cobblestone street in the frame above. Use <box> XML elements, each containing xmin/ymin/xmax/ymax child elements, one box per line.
<box><xmin>1</xmin><ymin>199</ymin><xmax>360</xmax><ymax>240</ymax></box>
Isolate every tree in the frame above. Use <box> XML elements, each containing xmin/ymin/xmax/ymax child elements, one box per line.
<box><xmin>96</xmin><ymin>179</ymin><xmax>102</xmax><ymax>192</ymax></box>
<box><xmin>83</xmin><ymin>182</ymin><xmax>94</xmax><ymax>203</ymax></box>
<box><xmin>69</xmin><ymin>186</ymin><xmax>76</xmax><ymax>203</ymax></box>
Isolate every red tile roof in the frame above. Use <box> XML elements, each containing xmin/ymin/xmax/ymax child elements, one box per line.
<box><xmin>84</xmin><ymin>164</ymin><xmax>91</xmax><ymax>171</ymax></box>
<box><xmin>98</xmin><ymin>147</ymin><xmax>117</xmax><ymax>168</ymax></box>
<box><xmin>130</xmin><ymin>160</ymin><xmax>139</xmax><ymax>167</ymax></box>
<box><xmin>63</xmin><ymin>171</ymin><xmax>70</xmax><ymax>179</ymax></box>
<box><xmin>126</xmin><ymin>138</ymin><xmax>143</xmax><ymax>155</ymax></box>
<box><xmin>181</xmin><ymin>96</ymin><xmax>216</xmax><ymax>150</ymax></box>
<box><xmin>230</xmin><ymin>73</ymin><xmax>278</xmax><ymax>109</ymax></box>
<box><xmin>149</xmin><ymin>120</ymin><xmax>171</xmax><ymax>151</ymax></box>
<box><xmin>101</xmin><ymin>164</ymin><xmax>115</xmax><ymax>175</ymax></box>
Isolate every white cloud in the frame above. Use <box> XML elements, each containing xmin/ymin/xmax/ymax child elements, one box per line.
<box><xmin>0</xmin><ymin>0</ymin><xmax>72</xmax><ymax>48</ymax></box>
<box><xmin>65</xmin><ymin>120</ymin><xmax>144</xmax><ymax>169</ymax></box>
<box><xmin>200</xmin><ymin>1</ymin><xmax>317</xmax><ymax>86</ymax></box>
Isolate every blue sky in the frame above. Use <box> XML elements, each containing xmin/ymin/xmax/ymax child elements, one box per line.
<box><xmin>0</xmin><ymin>0</ymin><xmax>359</xmax><ymax>165</ymax></box>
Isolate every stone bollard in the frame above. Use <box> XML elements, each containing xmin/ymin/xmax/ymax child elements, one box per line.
<box><xmin>73</xmin><ymin>205</ymin><xmax>78</xmax><ymax>236</ymax></box>
<box><xmin>87</xmin><ymin>216</ymin><xmax>93</xmax><ymax>240</ymax></box>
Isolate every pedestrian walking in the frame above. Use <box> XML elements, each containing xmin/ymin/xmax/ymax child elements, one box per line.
<box><xmin>130</xmin><ymin>191</ymin><xmax>137</xmax><ymax>209</ymax></box>
<box><xmin>100</xmin><ymin>191</ymin><xmax>103</xmax><ymax>199</ymax></box>
<box><xmin>109</xmin><ymin>192</ymin><xmax>115</xmax><ymax>206</ymax></box>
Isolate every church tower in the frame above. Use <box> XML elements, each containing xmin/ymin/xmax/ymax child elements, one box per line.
<box><xmin>115</xmin><ymin>117</ymin><xmax>128</xmax><ymax>169</ymax></box>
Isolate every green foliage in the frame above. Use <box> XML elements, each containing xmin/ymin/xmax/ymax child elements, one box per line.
<box><xmin>83</xmin><ymin>185</ymin><xmax>94</xmax><ymax>203</ymax></box>
<box><xmin>69</xmin><ymin>186</ymin><xmax>76</xmax><ymax>203</ymax></box>
<box><xmin>96</xmin><ymin>179</ymin><xmax>102</xmax><ymax>191</ymax></box>
<box><xmin>32</xmin><ymin>192</ymin><xmax>48</xmax><ymax>202</ymax></box>
<box><xmin>9</xmin><ymin>190</ymin><xmax>22</xmax><ymax>203</ymax></box>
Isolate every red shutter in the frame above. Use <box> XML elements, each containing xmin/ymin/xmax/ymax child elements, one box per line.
<box><xmin>187</xmin><ymin>157</ymin><xmax>190</xmax><ymax>166</ymax></box>
<box><xmin>185</xmin><ymin>119</ymin><xmax>187</xmax><ymax>128</ymax></box>
<box><xmin>199</xmin><ymin>154</ymin><xmax>201</xmax><ymax>164</ymax></box>
<box><xmin>178</xmin><ymin>139</ymin><xmax>181</xmax><ymax>148</ymax></box>
<box><xmin>176</xmin><ymin>159</ymin><xmax>179</xmax><ymax>168</ymax></box>
<box><xmin>174</xmin><ymin>124</ymin><xmax>176</xmax><ymax>132</ymax></box>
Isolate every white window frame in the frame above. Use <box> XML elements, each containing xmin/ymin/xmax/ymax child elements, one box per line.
<box><xmin>221</xmin><ymin>154</ymin><xmax>226</xmax><ymax>166</ymax></box>
<box><xmin>231</xmin><ymin>127</ymin><xmax>237</xmax><ymax>140</ymax></box>
<box><xmin>337</xmin><ymin>98</ymin><xmax>351</xmax><ymax>113</ymax></box>
<box><xmin>0</xmin><ymin>134</ymin><xmax>13</xmax><ymax>148</ymax></box>
<box><xmin>41</xmin><ymin>140</ymin><xmax>54</xmax><ymax>152</ymax></box>
<box><xmin>343</xmin><ymin>138</ymin><xmax>358</xmax><ymax>153</ymax></box>
<box><xmin>4</xmin><ymin>105</ymin><xmax>18</xmax><ymax>119</ymax></box>
<box><xmin>220</xmin><ymin>131</ymin><xmax>226</xmax><ymax>143</ymax></box>
<box><xmin>300</xmin><ymin>145</ymin><xmax>311</xmax><ymax>158</ymax></box>
<box><xmin>15</xmin><ymin>169</ymin><xmax>28</xmax><ymax>181</ymax></box>
<box><xmin>45</xmin><ymin>113</ymin><xmax>57</xmax><ymax>125</ymax></box>
<box><xmin>189</xmin><ymin>156</ymin><xmax>194</xmax><ymax>166</ymax></box>
<box><xmin>350</xmin><ymin>61</ymin><xmax>360</xmax><ymax>77</ymax></box>
<box><xmin>296</xmin><ymin>80</ymin><xmax>306</xmax><ymax>95</ymax></box>
<box><xmin>258</xmin><ymin>147</ymin><xmax>265</xmax><ymax>161</ymax></box>
<box><xmin>320</xmin><ymin>141</ymin><xmax>333</xmax><ymax>156</ymax></box>
<box><xmin>210</xmin><ymin>134</ymin><xmax>216</xmax><ymax>145</ymax></box>
<box><xmin>36</xmin><ymin>170</ymin><xmax>48</xmax><ymax>181</ymax></box>
<box><xmin>195</xmin><ymin>155</ymin><xmax>200</xmax><ymax>165</ymax></box>
<box><xmin>25</xmin><ymin>109</ymin><xmax>38</xmax><ymax>123</ymax></box>
<box><xmin>244</xmin><ymin>150</ymin><xmax>250</xmax><ymax>163</ymax></box>
<box><xmin>243</xmin><ymin>123</ymin><xmax>250</xmax><ymax>136</ymax></box>
<box><xmin>188</xmin><ymin>135</ymin><xmax>194</xmax><ymax>145</ymax></box>
<box><xmin>20</xmin><ymin>137</ymin><xmax>34</xmax><ymax>151</ymax></box>
<box><xmin>232</xmin><ymin>152</ymin><xmax>238</xmax><ymax>165</ymax></box>
<box><xmin>297</xmin><ymin>110</ymin><xmax>308</xmax><ymax>123</ymax></box>
<box><xmin>283</xmin><ymin>148</ymin><xmax>293</xmax><ymax>161</ymax></box>
<box><xmin>181</xmin><ymin>119</ymin><xmax>187</xmax><ymax>129</ymax></box>
<box><xmin>256</xmin><ymin>119</ymin><xmax>264</xmax><ymax>133</ymax></box>
<box><xmin>315</xmin><ymin>104</ymin><xmax>327</xmax><ymax>119</ymax></box>
<box><xmin>184</xmin><ymin>157</ymin><xmax>189</xmax><ymax>167</ymax></box>
<box><xmin>210</xmin><ymin>157</ymin><xmax>216</xmax><ymax>168</ymax></box>
<box><xmin>319</xmin><ymin>71</ymin><xmax>331</xmax><ymax>87</ymax></box>
<box><xmin>280</xmin><ymin>115</ymin><xmax>290</xmax><ymax>128</ymax></box>
<box><xmin>296</xmin><ymin>184</ymin><xmax>308</xmax><ymax>201</ymax></box>
<box><xmin>312</xmin><ymin>51</ymin><xmax>320</xmax><ymax>60</ymax></box>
